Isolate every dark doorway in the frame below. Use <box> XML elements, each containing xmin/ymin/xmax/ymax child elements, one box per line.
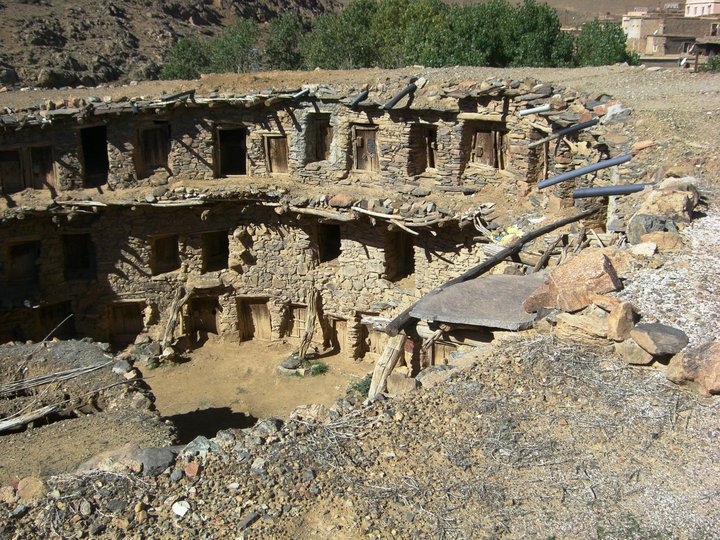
<box><xmin>216</xmin><ymin>128</ymin><xmax>247</xmax><ymax>176</ymax></box>
<box><xmin>0</xmin><ymin>149</ymin><xmax>23</xmax><ymax>194</ymax></box>
<box><xmin>30</xmin><ymin>146</ymin><xmax>55</xmax><ymax>189</ymax></box>
<box><xmin>62</xmin><ymin>234</ymin><xmax>96</xmax><ymax>280</ymax></box>
<box><xmin>317</xmin><ymin>223</ymin><xmax>341</xmax><ymax>262</ymax></box>
<box><xmin>189</xmin><ymin>296</ymin><xmax>221</xmax><ymax>343</ymax></box>
<box><xmin>109</xmin><ymin>302</ymin><xmax>145</xmax><ymax>346</ymax></box>
<box><xmin>8</xmin><ymin>241</ymin><xmax>40</xmax><ymax>294</ymax></box>
<box><xmin>38</xmin><ymin>301</ymin><xmax>76</xmax><ymax>340</ymax></box>
<box><xmin>80</xmin><ymin>126</ymin><xmax>109</xmax><ymax>187</ymax></box>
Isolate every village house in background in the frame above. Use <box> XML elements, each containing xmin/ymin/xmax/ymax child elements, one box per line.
<box><xmin>622</xmin><ymin>1</ymin><xmax>720</xmax><ymax>58</ymax></box>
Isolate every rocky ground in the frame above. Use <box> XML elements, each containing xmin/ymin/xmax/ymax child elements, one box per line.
<box><xmin>0</xmin><ymin>0</ymin><xmax>337</xmax><ymax>88</ymax></box>
<box><xmin>0</xmin><ymin>65</ymin><xmax>719</xmax><ymax>538</ymax></box>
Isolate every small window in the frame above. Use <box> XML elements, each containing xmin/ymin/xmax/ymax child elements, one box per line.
<box><xmin>265</xmin><ymin>135</ymin><xmax>289</xmax><ymax>173</ymax></box>
<box><xmin>7</xmin><ymin>241</ymin><xmax>41</xmax><ymax>291</ymax></box>
<box><xmin>201</xmin><ymin>231</ymin><xmax>229</xmax><ymax>273</ymax></box>
<box><xmin>216</xmin><ymin>127</ymin><xmax>247</xmax><ymax>176</ymax></box>
<box><xmin>384</xmin><ymin>230</ymin><xmax>414</xmax><ymax>282</ymax></box>
<box><xmin>151</xmin><ymin>235</ymin><xmax>180</xmax><ymax>275</ymax></box>
<box><xmin>408</xmin><ymin>124</ymin><xmax>437</xmax><ymax>175</ymax></box>
<box><xmin>0</xmin><ymin>149</ymin><xmax>23</xmax><ymax>194</ymax></box>
<box><xmin>80</xmin><ymin>126</ymin><xmax>109</xmax><ymax>187</ymax></box>
<box><xmin>306</xmin><ymin>114</ymin><xmax>333</xmax><ymax>163</ymax></box>
<box><xmin>317</xmin><ymin>224</ymin><xmax>341</xmax><ymax>262</ymax></box>
<box><xmin>62</xmin><ymin>234</ymin><xmax>96</xmax><ymax>280</ymax></box>
<box><xmin>352</xmin><ymin>125</ymin><xmax>379</xmax><ymax>171</ymax></box>
<box><xmin>139</xmin><ymin>123</ymin><xmax>170</xmax><ymax>174</ymax></box>
<box><xmin>465</xmin><ymin>121</ymin><xmax>508</xmax><ymax>170</ymax></box>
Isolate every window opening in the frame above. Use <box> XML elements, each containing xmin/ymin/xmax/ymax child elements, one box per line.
<box><xmin>80</xmin><ymin>126</ymin><xmax>109</xmax><ymax>186</ymax></box>
<box><xmin>151</xmin><ymin>235</ymin><xmax>180</xmax><ymax>275</ymax></box>
<box><xmin>306</xmin><ymin>114</ymin><xmax>333</xmax><ymax>163</ymax></box>
<box><xmin>216</xmin><ymin>128</ymin><xmax>247</xmax><ymax>176</ymax></box>
<box><xmin>62</xmin><ymin>234</ymin><xmax>96</xmax><ymax>280</ymax></box>
<box><xmin>201</xmin><ymin>231</ymin><xmax>229</xmax><ymax>272</ymax></box>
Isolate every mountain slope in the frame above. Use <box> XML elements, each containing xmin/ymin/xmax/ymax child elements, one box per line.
<box><xmin>0</xmin><ymin>0</ymin><xmax>338</xmax><ymax>88</ymax></box>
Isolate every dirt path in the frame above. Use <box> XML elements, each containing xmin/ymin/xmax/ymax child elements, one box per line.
<box><xmin>147</xmin><ymin>337</ymin><xmax>372</xmax><ymax>442</ymax></box>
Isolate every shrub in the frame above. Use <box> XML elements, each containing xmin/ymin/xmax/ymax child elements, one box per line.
<box><xmin>699</xmin><ymin>55</ymin><xmax>720</xmax><ymax>72</ymax></box>
<box><xmin>160</xmin><ymin>38</ymin><xmax>209</xmax><ymax>80</ymax></box>
<box><xmin>308</xmin><ymin>360</ymin><xmax>328</xmax><ymax>376</ymax></box>
<box><xmin>347</xmin><ymin>373</ymin><xmax>372</xmax><ymax>397</ymax></box>
<box><xmin>207</xmin><ymin>19</ymin><xmax>259</xmax><ymax>73</ymax></box>
<box><xmin>265</xmin><ymin>13</ymin><xmax>307</xmax><ymax>70</ymax></box>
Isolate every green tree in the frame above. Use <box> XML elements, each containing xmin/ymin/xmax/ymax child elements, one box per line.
<box><xmin>265</xmin><ymin>13</ymin><xmax>307</xmax><ymax>70</ymax></box>
<box><xmin>207</xmin><ymin>19</ymin><xmax>259</xmax><ymax>73</ymax></box>
<box><xmin>510</xmin><ymin>0</ymin><xmax>574</xmax><ymax>67</ymax></box>
<box><xmin>576</xmin><ymin>19</ymin><xmax>634</xmax><ymax>66</ymax></box>
<box><xmin>300</xmin><ymin>0</ymin><xmax>379</xmax><ymax>69</ymax></box>
<box><xmin>160</xmin><ymin>38</ymin><xmax>209</xmax><ymax>80</ymax></box>
<box><xmin>370</xmin><ymin>0</ymin><xmax>450</xmax><ymax>68</ymax></box>
<box><xmin>445</xmin><ymin>0</ymin><xmax>515</xmax><ymax>67</ymax></box>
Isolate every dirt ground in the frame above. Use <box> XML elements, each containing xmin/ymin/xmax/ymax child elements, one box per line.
<box><xmin>147</xmin><ymin>337</ymin><xmax>373</xmax><ymax>441</ymax></box>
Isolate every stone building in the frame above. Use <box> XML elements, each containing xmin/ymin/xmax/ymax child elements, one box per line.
<box><xmin>0</xmin><ymin>74</ymin><xmax>615</xmax><ymax>363</ymax></box>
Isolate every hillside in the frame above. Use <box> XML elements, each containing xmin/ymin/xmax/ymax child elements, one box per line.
<box><xmin>0</xmin><ymin>0</ymin><xmax>338</xmax><ymax>88</ymax></box>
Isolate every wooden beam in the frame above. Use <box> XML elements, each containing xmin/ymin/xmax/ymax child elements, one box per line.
<box><xmin>368</xmin><ymin>334</ymin><xmax>406</xmax><ymax>399</ymax></box>
<box><xmin>384</xmin><ymin>206</ymin><xmax>600</xmax><ymax>336</ymax></box>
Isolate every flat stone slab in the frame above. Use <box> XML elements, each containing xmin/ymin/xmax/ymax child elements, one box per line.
<box><xmin>410</xmin><ymin>273</ymin><xmax>546</xmax><ymax>331</ymax></box>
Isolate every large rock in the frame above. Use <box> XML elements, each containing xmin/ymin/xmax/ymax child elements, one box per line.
<box><xmin>16</xmin><ymin>477</ymin><xmax>47</xmax><ymax>503</ymax></box>
<box><xmin>386</xmin><ymin>373</ymin><xmax>420</xmax><ymax>394</ymax></box>
<box><xmin>554</xmin><ymin>311</ymin><xmax>608</xmax><ymax>345</ymax></box>
<box><xmin>666</xmin><ymin>341</ymin><xmax>720</xmax><ymax>396</ymax></box>
<box><xmin>630</xmin><ymin>323</ymin><xmax>689</xmax><ymax>356</ymax></box>
<box><xmin>524</xmin><ymin>250</ymin><xmax>622</xmax><ymax>313</ymax></box>
<box><xmin>606</xmin><ymin>301</ymin><xmax>636</xmax><ymax>341</ymax></box>
<box><xmin>626</xmin><ymin>184</ymin><xmax>697</xmax><ymax>244</ymax></box>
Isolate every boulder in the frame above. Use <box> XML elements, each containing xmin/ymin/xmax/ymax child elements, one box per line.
<box><xmin>132</xmin><ymin>447</ymin><xmax>177</xmax><ymax>476</ymax></box>
<box><xmin>615</xmin><ymin>339</ymin><xmax>654</xmax><ymax>365</ymax></box>
<box><xmin>16</xmin><ymin>477</ymin><xmax>47</xmax><ymax>503</ymax></box>
<box><xmin>630</xmin><ymin>323</ymin><xmax>689</xmax><ymax>356</ymax></box>
<box><xmin>666</xmin><ymin>341</ymin><xmax>720</xmax><ymax>396</ymax></box>
<box><xmin>524</xmin><ymin>250</ymin><xmax>622</xmax><ymax>313</ymax></box>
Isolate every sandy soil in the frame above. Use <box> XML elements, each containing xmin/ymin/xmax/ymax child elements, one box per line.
<box><xmin>147</xmin><ymin>337</ymin><xmax>373</xmax><ymax>442</ymax></box>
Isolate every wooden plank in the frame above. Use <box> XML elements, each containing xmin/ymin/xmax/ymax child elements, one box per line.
<box><xmin>368</xmin><ymin>334</ymin><xmax>405</xmax><ymax>399</ymax></box>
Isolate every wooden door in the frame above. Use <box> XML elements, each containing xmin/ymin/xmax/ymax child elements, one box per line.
<box><xmin>354</xmin><ymin>128</ymin><xmax>379</xmax><ymax>171</ymax></box>
<box><xmin>471</xmin><ymin>131</ymin><xmax>495</xmax><ymax>167</ymax></box>
<box><xmin>266</xmin><ymin>136</ymin><xmax>288</xmax><ymax>173</ymax></box>
<box><xmin>190</xmin><ymin>297</ymin><xmax>220</xmax><ymax>336</ymax></box>
<box><xmin>288</xmin><ymin>305</ymin><xmax>307</xmax><ymax>339</ymax></box>
<box><xmin>238</xmin><ymin>298</ymin><xmax>271</xmax><ymax>341</ymax></box>
<box><xmin>0</xmin><ymin>150</ymin><xmax>23</xmax><ymax>193</ymax></box>
<box><xmin>109</xmin><ymin>303</ymin><xmax>144</xmax><ymax>346</ymax></box>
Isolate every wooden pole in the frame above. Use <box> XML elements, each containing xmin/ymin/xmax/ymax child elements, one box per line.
<box><xmin>298</xmin><ymin>289</ymin><xmax>320</xmax><ymax>361</ymax></box>
<box><xmin>368</xmin><ymin>334</ymin><xmax>406</xmax><ymax>399</ymax></box>
<box><xmin>384</xmin><ymin>206</ymin><xmax>600</xmax><ymax>336</ymax></box>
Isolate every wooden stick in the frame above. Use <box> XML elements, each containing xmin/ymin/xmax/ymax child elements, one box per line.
<box><xmin>384</xmin><ymin>206</ymin><xmax>600</xmax><ymax>336</ymax></box>
<box><xmin>368</xmin><ymin>334</ymin><xmax>405</xmax><ymax>399</ymax></box>
<box><xmin>389</xmin><ymin>219</ymin><xmax>419</xmax><ymax>236</ymax></box>
<box><xmin>0</xmin><ymin>361</ymin><xmax>112</xmax><ymax>398</ymax></box>
<box><xmin>289</xmin><ymin>206</ymin><xmax>354</xmax><ymax>222</ymax></box>
<box><xmin>352</xmin><ymin>205</ymin><xmax>396</xmax><ymax>220</ymax></box>
<box><xmin>532</xmin><ymin>235</ymin><xmax>563</xmax><ymax>273</ymax></box>
<box><xmin>0</xmin><ymin>405</ymin><xmax>59</xmax><ymax>433</ymax></box>
<box><xmin>162</xmin><ymin>286</ymin><xmax>193</xmax><ymax>349</ymax></box>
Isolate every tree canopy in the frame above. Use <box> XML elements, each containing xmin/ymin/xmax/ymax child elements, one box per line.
<box><xmin>160</xmin><ymin>0</ymin><xmax>636</xmax><ymax>79</ymax></box>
